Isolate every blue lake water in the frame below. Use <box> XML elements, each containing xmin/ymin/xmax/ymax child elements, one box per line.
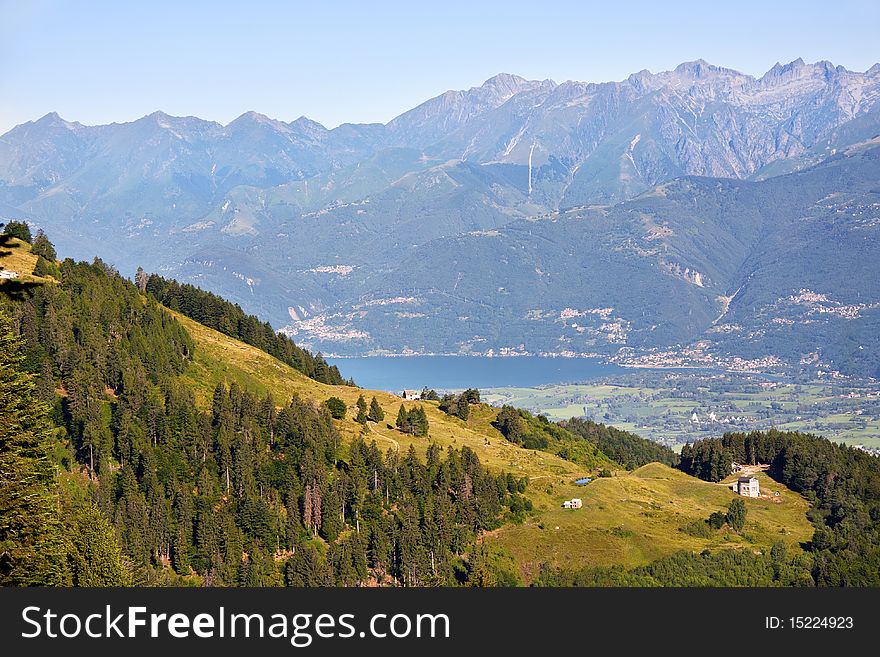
<box><xmin>326</xmin><ymin>355</ymin><xmax>628</xmax><ymax>392</ymax></box>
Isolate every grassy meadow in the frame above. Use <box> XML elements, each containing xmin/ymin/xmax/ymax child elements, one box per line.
<box><xmin>485</xmin><ymin>463</ymin><xmax>813</xmax><ymax>582</ymax></box>
<box><xmin>174</xmin><ymin>312</ymin><xmax>814</xmax><ymax>581</ymax></box>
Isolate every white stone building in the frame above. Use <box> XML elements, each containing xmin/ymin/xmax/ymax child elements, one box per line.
<box><xmin>735</xmin><ymin>476</ymin><xmax>760</xmax><ymax>497</ymax></box>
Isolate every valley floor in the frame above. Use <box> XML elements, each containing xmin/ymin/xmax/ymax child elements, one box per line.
<box><xmin>482</xmin><ymin>370</ymin><xmax>880</xmax><ymax>451</ymax></box>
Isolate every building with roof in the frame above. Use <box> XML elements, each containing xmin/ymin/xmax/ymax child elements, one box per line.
<box><xmin>735</xmin><ymin>476</ymin><xmax>760</xmax><ymax>497</ymax></box>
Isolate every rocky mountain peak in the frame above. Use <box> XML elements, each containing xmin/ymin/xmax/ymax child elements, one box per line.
<box><xmin>479</xmin><ymin>73</ymin><xmax>531</xmax><ymax>97</ymax></box>
<box><xmin>227</xmin><ymin>110</ymin><xmax>293</xmax><ymax>134</ymax></box>
<box><xmin>33</xmin><ymin>111</ymin><xmax>79</xmax><ymax>131</ymax></box>
<box><xmin>759</xmin><ymin>58</ymin><xmax>845</xmax><ymax>85</ymax></box>
<box><xmin>674</xmin><ymin>58</ymin><xmax>715</xmax><ymax>77</ymax></box>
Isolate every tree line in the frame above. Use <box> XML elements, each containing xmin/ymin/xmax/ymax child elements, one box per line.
<box><xmin>561</xmin><ymin>418</ymin><xmax>678</xmax><ymax>469</ymax></box>
<box><xmin>492</xmin><ymin>405</ymin><xmax>612</xmax><ymax>470</ymax></box>
<box><xmin>144</xmin><ymin>273</ymin><xmax>350</xmax><ymax>386</ymax></box>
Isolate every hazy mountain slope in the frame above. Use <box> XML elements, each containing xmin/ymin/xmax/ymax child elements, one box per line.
<box><xmin>281</xmin><ymin>143</ymin><xmax>880</xmax><ymax>378</ymax></box>
<box><xmin>2</xmin><ymin>59</ymin><xmax>879</xmax><ymax>370</ymax></box>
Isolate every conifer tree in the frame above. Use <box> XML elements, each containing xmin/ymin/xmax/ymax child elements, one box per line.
<box><xmin>411</xmin><ymin>406</ymin><xmax>429</xmax><ymax>437</ymax></box>
<box><xmin>726</xmin><ymin>498</ymin><xmax>747</xmax><ymax>532</ymax></box>
<box><xmin>368</xmin><ymin>396</ymin><xmax>385</xmax><ymax>423</ymax></box>
<box><xmin>456</xmin><ymin>394</ymin><xmax>470</xmax><ymax>421</ymax></box>
<box><xmin>30</xmin><ymin>229</ymin><xmax>56</xmax><ymax>261</ymax></box>
<box><xmin>64</xmin><ymin>498</ymin><xmax>133</xmax><ymax>586</ymax></box>
<box><xmin>355</xmin><ymin>394</ymin><xmax>368</xmax><ymax>425</ymax></box>
<box><xmin>396</xmin><ymin>405</ymin><xmax>408</xmax><ymax>432</ymax></box>
<box><xmin>0</xmin><ymin>311</ymin><xmax>66</xmax><ymax>586</ymax></box>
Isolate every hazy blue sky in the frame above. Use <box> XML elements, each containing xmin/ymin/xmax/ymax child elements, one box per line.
<box><xmin>2</xmin><ymin>0</ymin><xmax>878</xmax><ymax>133</ymax></box>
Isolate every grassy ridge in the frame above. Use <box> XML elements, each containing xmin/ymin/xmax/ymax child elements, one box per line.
<box><xmin>485</xmin><ymin>463</ymin><xmax>813</xmax><ymax>582</ymax></box>
<box><xmin>173</xmin><ymin>310</ymin><xmax>589</xmax><ymax>484</ymax></box>
<box><xmin>173</xmin><ymin>309</ymin><xmax>814</xmax><ymax>582</ymax></box>
<box><xmin>0</xmin><ymin>236</ymin><xmax>52</xmax><ymax>283</ymax></box>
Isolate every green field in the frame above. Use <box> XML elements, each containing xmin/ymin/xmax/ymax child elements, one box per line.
<box><xmin>483</xmin><ymin>372</ymin><xmax>880</xmax><ymax>450</ymax></box>
<box><xmin>485</xmin><ymin>463</ymin><xmax>813</xmax><ymax>583</ymax></box>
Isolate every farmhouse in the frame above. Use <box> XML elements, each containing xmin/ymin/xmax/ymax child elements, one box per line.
<box><xmin>0</xmin><ymin>269</ymin><xmax>19</xmax><ymax>279</ymax></box>
<box><xmin>401</xmin><ymin>389</ymin><xmax>422</xmax><ymax>400</ymax></box>
<box><xmin>562</xmin><ymin>498</ymin><xmax>583</xmax><ymax>509</ymax></box>
<box><xmin>735</xmin><ymin>476</ymin><xmax>760</xmax><ymax>497</ymax></box>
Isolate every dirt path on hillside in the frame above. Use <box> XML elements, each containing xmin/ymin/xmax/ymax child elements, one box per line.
<box><xmin>368</xmin><ymin>425</ymin><xmax>400</xmax><ymax>452</ymax></box>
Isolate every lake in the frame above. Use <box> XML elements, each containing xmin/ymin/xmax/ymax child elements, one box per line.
<box><xmin>325</xmin><ymin>355</ymin><xmax>628</xmax><ymax>392</ymax></box>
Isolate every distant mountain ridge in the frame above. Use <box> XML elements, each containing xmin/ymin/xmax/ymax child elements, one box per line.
<box><xmin>4</xmin><ymin>58</ymin><xmax>877</xmax><ymax>201</ymax></box>
<box><xmin>2</xmin><ymin>59</ymin><xmax>879</xmax><ymax>374</ymax></box>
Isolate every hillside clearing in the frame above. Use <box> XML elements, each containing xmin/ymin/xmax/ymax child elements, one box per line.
<box><xmin>167</xmin><ymin>310</ymin><xmax>815</xmax><ymax>581</ymax></box>
<box><xmin>485</xmin><ymin>462</ymin><xmax>813</xmax><ymax>583</ymax></box>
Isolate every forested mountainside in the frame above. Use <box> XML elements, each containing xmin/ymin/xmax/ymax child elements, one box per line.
<box><xmin>143</xmin><ymin>273</ymin><xmax>350</xmax><ymax>386</ymax></box>
<box><xmin>2</xmin><ymin>61</ymin><xmax>879</xmax><ymax>374</ymax></box>
<box><xmin>0</xmin><ymin>237</ymin><xmax>537</xmax><ymax>586</ymax></box>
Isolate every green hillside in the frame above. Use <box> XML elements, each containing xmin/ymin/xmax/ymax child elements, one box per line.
<box><xmin>485</xmin><ymin>463</ymin><xmax>812</xmax><ymax>582</ymax></box>
<box><xmin>174</xmin><ymin>309</ymin><xmax>592</xmax><ymax>484</ymax></box>
<box><xmin>171</xmin><ymin>304</ymin><xmax>814</xmax><ymax>582</ymax></box>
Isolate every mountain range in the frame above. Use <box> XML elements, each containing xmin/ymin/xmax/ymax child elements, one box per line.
<box><xmin>2</xmin><ymin>58</ymin><xmax>879</xmax><ymax>375</ymax></box>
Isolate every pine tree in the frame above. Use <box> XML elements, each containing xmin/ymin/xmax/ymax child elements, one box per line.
<box><xmin>320</xmin><ymin>483</ymin><xmax>343</xmax><ymax>542</ymax></box>
<box><xmin>411</xmin><ymin>406</ymin><xmax>429</xmax><ymax>437</ymax></box>
<box><xmin>355</xmin><ymin>394</ymin><xmax>368</xmax><ymax>425</ymax></box>
<box><xmin>396</xmin><ymin>405</ymin><xmax>408</xmax><ymax>432</ymax></box>
<box><xmin>64</xmin><ymin>498</ymin><xmax>133</xmax><ymax>586</ymax></box>
<box><xmin>0</xmin><ymin>310</ymin><xmax>67</xmax><ymax>585</ymax></box>
<box><xmin>368</xmin><ymin>396</ymin><xmax>385</xmax><ymax>423</ymax></box>
<box><xmin>456</xmin><ymin>394</ymin><xmax>470</xmax><ymax>421</ymax></box>
<box><xmin>726</xmin><ymin>498</ymin><xmax>747</xmax><ymax>532</ymax></box>
<box><xmin>30</xmin><ymin>229</ymin><xmax>57</xmax><ymax>261</ymax></box>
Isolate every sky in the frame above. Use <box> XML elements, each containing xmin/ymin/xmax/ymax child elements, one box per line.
<box><xmin>1</xmin><ymin>0</ymin><xmax>879</xmax><ymax>134</ymax></box>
